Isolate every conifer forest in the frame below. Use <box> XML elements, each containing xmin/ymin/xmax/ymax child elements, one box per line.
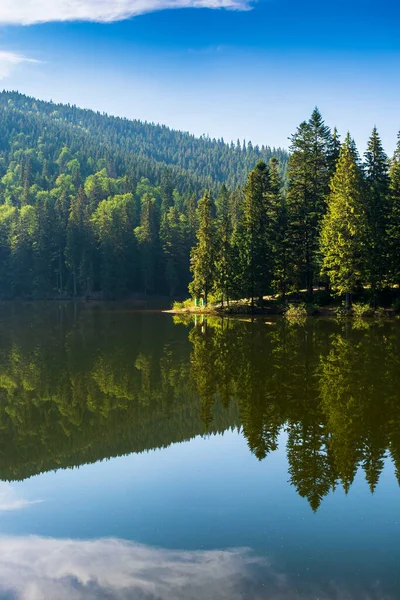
<box><xmin>0</xmin><ymin>90</ymin><xmax>399</xmax><ymax>306</ymax></box>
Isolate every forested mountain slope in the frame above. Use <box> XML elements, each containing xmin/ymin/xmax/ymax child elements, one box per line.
<box><xmin>0</xmin><ymin>90</ymin><xmax>289</xmax><ymax>299</ymax></box>
<box><xmin>0</xmin><ymin>90</ymin><xmax>287</xmax><ymax>195</ymax></box>
<box><xmin>0</xmin><ymin>92</ymin><xmax>398</xmax><ymax>304</ymax></box>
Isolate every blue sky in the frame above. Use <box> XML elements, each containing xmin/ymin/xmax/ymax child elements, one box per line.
<box><xmin>0</xmin><ymin>0</ymin><xmax>398</xmax><ymax>153</ymax></box>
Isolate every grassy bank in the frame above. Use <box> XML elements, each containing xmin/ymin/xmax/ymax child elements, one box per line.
<box><xmin>166</xmin><ymin>295</ymin><xmax>398</xmax><ymax>320</ymax></box>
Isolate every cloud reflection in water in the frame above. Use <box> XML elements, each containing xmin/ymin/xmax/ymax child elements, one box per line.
<box><xmin>0</xmin><ymin>536</ymin><xmax>393</xmax><ymax>600</ymax></box>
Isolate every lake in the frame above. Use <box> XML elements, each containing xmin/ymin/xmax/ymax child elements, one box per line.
<box><xmin>0</xmin><ymin>303</ymin><xmax>399</xmax><ymax>599</ymax></box>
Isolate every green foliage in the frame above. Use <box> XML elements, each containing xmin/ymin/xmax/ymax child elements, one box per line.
<box><xmin>172</xmin><ymin>298</ymin><xmax>194</xmax><ymax>311</ymax></box>
<box><xmin>0</xmin><ymin>93</ymin><xmax>398</xmax><ymax>306</ymax></box>
<box><xmin>235</xmin><ymin>161</ymin><xmax>274</xmax><ymax>307</ymax></box>
<box><xmin>214</xmin><ymin>185</ymin><xmax>235</xmax><ymax>305</ymax></box>
<box><xmin>1</xmin><ymin>305</ymin><xmax>400</xmax><ymax>512</ymax></box>
<box><xmin>373</xmin><ymin>306</ymin><xmax>387</xmax><ymax>321</ymax></box>
<box><xmin>363</xmin><ymin>127</ymin><xmax>390</xmax><ymax>292</ymax></box>
<box><xmin>189</xmin><ymin>192</ymin><xmax>217</xmax><ymax>304</ymax></box>
<box><xmin>269</xmin><ymin>157</ymin><xmax>290</xmax><ymax>297</ymax></box>
<box><xmin>284</xmin><ymin>303</ymin><xmax>307</xmax><ymax>324</ymax></box>
<box><xmin>352</xmin><ymin>303</ymin><xmax>373</xmax><ymax>318</ymax></box>
<box><xmin>335</xmin><ymin>305</ymin><xmax>351</xmax><ymax>319</ymax></box>
<box><xmin>320</xmin><ymin>134</ymin><xmax>367</xmax><ymax>299</ymax></box>
<box><xmin>135</xmin><ymin>194</ymin><xmax>160</xmax><ymax>295</ymax></box>
<box><xmin>388</xmin><ymin>133</ymin><xmax>400</xmax><ymax>287</ymax></box>
<box><xmin>160</xmin><ymin>206</ymin><xmax>190</xmax><ymax>297</ymax></box>
<box><xmin>286</xmin><ymin>108</ymin><xmax>333</xmax><ymax>294</ymax></box>
<box><xmin>313</xmin><ymin>290</ymin><xmax>331</xmax><ymax>306</ymax></box>
<box><xmin>0</xmin><ymin>91</ymin><xmax>288</xmax><ymax>196</ymax></box>
<box><xmin>91</xmin><ymin>194</ymin><xmax>138</xmax><ymax>296</ymax></box>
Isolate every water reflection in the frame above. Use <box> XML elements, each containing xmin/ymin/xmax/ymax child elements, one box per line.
<box><xmin>0</xmin><ymin>305</ymin><xmax>399</xmax><ymax>512</ymax></box>
<box><xmin>0</xmin><ymin>482</ymin><xmax>41</xmax><ymax>512</ymax></box>
<box><xmin>0</xmin><ymin>535</ymin><xmax>392</xmax><ymax>600</ymax></box>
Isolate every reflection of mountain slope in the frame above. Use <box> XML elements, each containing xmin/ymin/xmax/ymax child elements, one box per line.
<box><xmin>0</xmin><ymin>396</ymin><xmax>239</xmax><ymax>482</ymax></box>
<box><xmin>0</xmin><ymin>305</ymin><xmax>400</xmax><ymax>510</ymax></box>
<box><xmin>0</xmin><ymin>306</ymin><xmax>239</xmax><ymax>482</ymax></box>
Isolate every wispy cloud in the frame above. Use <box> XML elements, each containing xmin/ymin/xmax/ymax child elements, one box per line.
<box><xmin>0</xmin><ymin>538</ymin><xmax>272</xmax><ymax>600</ymax></box>
<box><xmin>0</xmin><ymin>51</ymin><xmax>39</xmax><ymax>79</ymax></box>
<box><xmin>0</xmin><ymin>536</ymin><xmax>393</xmax><ymax>600</ymax></box>
<box><xmin>0</xmin><ymin>482</ymin><xmax>42</xmax><ymax>511</ymax></box>
<box><xmin>0</xmin><ymin>1</ymin><xmax>256</xmax><ymax>26</ymax></box>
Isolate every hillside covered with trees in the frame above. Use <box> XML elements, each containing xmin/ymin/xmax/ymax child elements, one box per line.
<box><xmin>0</xmin><ymin>91</ymin><xmax>399</xmax><ymax>305</ymax></box>
<box><xmin>0</xmin><ymin>90</ymin><xmax>286</xmax><ymax>299</ymax></box>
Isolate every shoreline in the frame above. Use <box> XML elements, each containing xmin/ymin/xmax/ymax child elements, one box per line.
<box><xmin>164</xmin><ymin>305</ymin><xmax>397</xmax><ymax>319</ymax></box>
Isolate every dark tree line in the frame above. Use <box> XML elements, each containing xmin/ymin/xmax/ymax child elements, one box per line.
<box><xmin>191</xmin><ymin>110</ymin><xmax>400</xmax><ymax>307</ymax></box>
<box><xmin>1</xmin><ymin>93</ymin><xmax>399</xmax><ymax>303</ymax></box>
<box><xmin>186</xmin><ymin>316</ymin><xmax>400</xmax><ymax>511</ymax></box>
<box><xmin>0</xmin><ymin>90</ymin><xmax>286</xmax><ymax>299</ymax></box>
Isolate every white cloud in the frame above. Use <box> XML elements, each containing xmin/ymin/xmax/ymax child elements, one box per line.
<box><xmin>0</xmin><ymin>537</ymin><xmax>274</xmax><ymax>600</ymax></box>
<box><xmin>0</xmin><ymin>536</ymin><xmax>392</xmax><ymax>600</ymax></box>
<box><xmin>0</xmin><ymin>1</ymin><xmax>256</xmax><ymax>26</ymax></box>
<box><xmin>0</xmin><ymin>51</ymin><xmax>39</xmax><ymax>80</ymax></box>
<box><xmin>0</xmin><ymin>483</ymin><xmax>42</xmax><ymax>511</ymax></box>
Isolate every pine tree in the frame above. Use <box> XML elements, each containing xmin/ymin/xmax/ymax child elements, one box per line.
<box><xmin>34</xmin><ymin>193</ymin><xmax>59</xmax><ymax>295</ymax></box>
<box><xmin>387</xmin><ymin>133</ymin><xmax>400</xmax><ymax>288</ymax></box>
<box><xmin>287</xmin><ymin>108</ymin><xmax>333</xmax><ymax>295</ymax></box>
<box><xmin>160</xmin><ymin>169</ymin><xmax>174</xmax><ymax>213</ymax></box>
<box><xmin>214</xmin><ymin>184</ymin><xmax>234</xmax><ymax>306</ymax></box>
<box><xmin>92</xmin><ymin>194</ymin><xmax>138</xmax><ymax>297</ymax></box>
<box><xmin>10</xmin><ymin>206</ymin><xmax>36</xmax><ymax>296</ymax></box>
<box><xmin>320</xmin><ymin>134</ymin><xmax>367</xmax><ymax>306</ymax></box>
<box><xmin>236</xmin><ymin>161</ymin><xmax>273</xmax><ymax>308</ymax></box>
<box><xmin>189</xmin><ymin>192</ymin><xmax>216</xmax><ymax>305</ymax></box>
<box><xmin>328</xmin><ymin>127</ymin><xmax>341</xmax><ymax>175</ymax></box>
<box><xmin>22</xmin><ymin>157</ymin><xmax>32</xmax><ymax>206</ymax></box>
<box><xmin>160</xmin><ymin>206</ymin><xmax>188</xmax><ymax>296</ymax></box>
<box><xmin>269</xmin><ymin>158</ymin><xmax>290</xmax><ymax>297</ymax></box>
<box><xmin>54</xmin><ymin>190</ymin><xmax>70</xmax><ymax>293</ymax></box>
<box><xmin>228</xmin><ymin>188</ymin><xmax>243</xmax><ymax>231</ymax></box>
<box><xmin>135</xmin><ymin>193</ymin><xmax>160</xmax><ymax>295</ymax></box>
<box><xmin>184</xmin><ymin>193</ymin><xmax>198</xmax><ymax>249</ymax></box>
<box><xmin>0</xmin><ymin>206</ymin><xmax>15</xmax><ymax>296</ymax></box>
<box><xmin>364</xmin><ymin>127</ymin><xmax>390</xmax><ymax>296</ymax></box>
<box><xmin>65</xmin><ymin>186</ymin><xmax>93</xmax><ymax>296</ymax></box>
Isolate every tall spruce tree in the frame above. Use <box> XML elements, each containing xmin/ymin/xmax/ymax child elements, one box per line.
<box><xmin>92</xmin><ymin>194</ymin><xmax>138</xmax><ymax>297</ymax></box>
<box><xmin>364</xmin><ymin>127</ymin><xmax>390</xmax><ymax>296</ymax></box>
<box><xmin>135</xmin><ymin>193</ymin><xmax>160</xmax><ymax>295</ymax></box>
<box><xmin>160</xmin><ymin>169</ymin><xmax>174</xmax><ymax>213</ymax></box>
<box><xmin>214</xmin><ymin>184</ymin><xmax>234</xmax><ymax>306</ymax></box>
<box><xmin>328</xmin><ymin>127</ymin><xmax>341</xmax><ymax>174</ymax></box>
<box><xmin>189</xmin><ymin>192</ymin><xmax>216</xmax><ymax>305</ymax></box>
<box><xmin>320</xmin><ymin>134</ymin><xmax>367</xmax><ymax>306</ymax></box>
<box><xmin>160</xmin><ymin>206</ymin><xmax>188</xmax><ymax>297</ymax></box>
<box><xmin>65</xmin><ymin>186</ymin><xmax>93</xmax><ymax>296</ymax></box>
<box><xmin>287</xmin><ymin>108</ymin><xmax>332</xmax><ymax>295</ymax></box>
<box><xmin>388</xmin><ymin>132</ymin><xmax>400</xmax><ymax>289</ymax></box>
<box><xmin>34</xmin><ymin>193</ymin><xmax>59</xmax><ymax>295</ymax></box>
<box><xmin>236</xmin><ymin>160</ymin><xmax>273</xmax><ymax>308</ymax></box>
<box><xmin>268</xmin><ymin>158</ymin><xmax>290</xmax><ymax>297</ymax></box>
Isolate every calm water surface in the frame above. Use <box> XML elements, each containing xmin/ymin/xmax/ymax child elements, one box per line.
<box><xmin>0</xmin><ymin>304</ymin><xmax>399</xmax><ymax>599</ymax></box>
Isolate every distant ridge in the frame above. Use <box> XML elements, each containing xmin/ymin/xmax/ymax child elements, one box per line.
<box><xmin>0</xmin><ymin>90</ymin><xmax>288</xmax><ymax>194</ymax></box>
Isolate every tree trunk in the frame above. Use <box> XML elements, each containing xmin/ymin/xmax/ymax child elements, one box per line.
<box><xmin>345</xmin><ymin>292</ymin><xmax>350</xmax><ymax>310</ymax></box>
<box><xmin>59</xmin><ymin>252</ymin><xmax>63</xmax><ymax>293</ymax></box>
